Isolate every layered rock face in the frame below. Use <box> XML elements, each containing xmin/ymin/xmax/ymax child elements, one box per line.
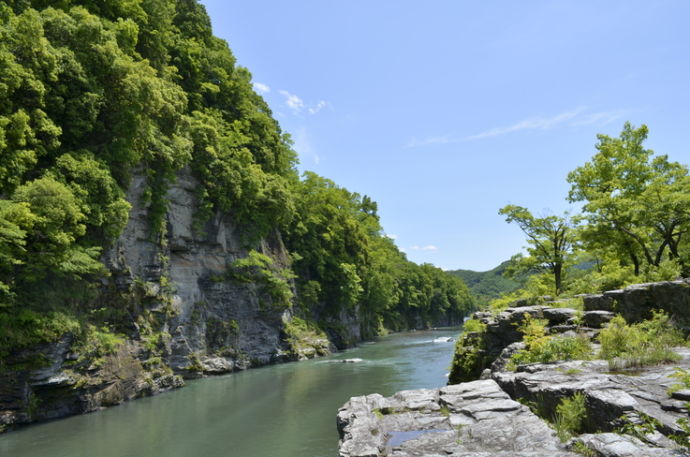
<box><xmin>449</xmin><ymin>303</ymin><xmax>612</xmax><ymax>383</ymax></box>
<box><xmin>580</xmin><ymin>279</ymin><xmax>690</xmax><ymax>325</ymax></box>
<box><xmin>0</xmin><ymin>170</ymin><xmax>329</xmax><ymax>432</ymax></box>
<box><xmin>494</xmin><ymin>352</ymin><xmax>690</xmax><ymax>456</ymax></box>
<box><xmin>337</xmin><ymin>379</ymin><xmax>579</xmax><ymax>457</ymax></box>
<box><xmin>449</xmin><ymin>280</ymin><xmax>690</xmax><ymax>384</ymax></box>
<box><xmin>110</xmin><ymin>169</ymin><xmax>300</xmax><ymax>375</ymax></box>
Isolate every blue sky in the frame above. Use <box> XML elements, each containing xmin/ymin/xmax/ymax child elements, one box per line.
<box><xmin>200</xmin><ymin>0</ymin><xmax>690</xmax><ymax>271</ymax></box>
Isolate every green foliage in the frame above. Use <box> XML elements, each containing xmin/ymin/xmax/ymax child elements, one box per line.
<box><xmin>448</xmin><ymin>323</ymin><xmax>487</xmax><ymax>384</ymax></box>
<box><xmin>188</xmin><ymin>110</ymin><xmax>295</xmax><ymax>240</ymax></box>
<box><xmin>489</xmin><ymin>273</ymin><xmax>555</xmax><ymax>311</ymax></box>
<box><xmin>495</xmin><ymin>123</ymin><xmax>690</xmax><ymax>304</ymax></box>
<box><xmin>284</xmin><ymin>171</ymin><xmax>473</xmax><ymax>337</ymax></box>
<box><xmin>518</xmin><ymin>392</ymin><xmax>588</xmax><ymax>443</ymax></box>
<box><xmin>0</xmin><ymin>0</ymin><xmax>473</xmax><ymax>367</ymax></box>
<box><xmin>77</xmin><ymin>324</ymin><xmax>124</xmax><ymax>359</ymax></box>
<box><xmin>0</xmin><ymin>309</ymin><xmax>80</xmax><ymax>367</ymax></box>
<box><xmin>568</xmin><ymin>122</ymin><xmax>690</xmax><ymax>277</ymax></box>
<box><xmin>227</xmin><ymin>250</ymin><xmax>295</xmax><ymax>310</ymax></box>
<box><xmin>509</xmin><ymin>314</ymin><xmax>592</xmax><ymax>368</ymax></box>
<box><xmin>571</xmin><ymin>441</ymin><xmax>596</xmax><ymax>457</ymax></box>
<box><xmin>499</xmin><ymin>205</ymin><xmax>574</xmax><ymax>295</ymax></box>
<box><xmin>599</xmin><ymin>312</ymin><xmax>684</xmax><ymax>370</ymax></box>
<box><xmin>553</xmin><ymin>393</ymin><xmax>587</xmax><ymax>442</ymax></box>
<box><xmin>615</xmin><ymin>413</ymin><xmax>661</xmax><ymax>443</ymax></box>
<box><xmin>670</xmin><ymin>417</ymin><xmax>690</xmax><ymax>450</ymax></box>
<box><xmin>463</xmin><ymin>318</ymin><xmax>486</xmax><ymax>334</ymax></box>
<box><xmin>447</xmin><ymin>260</ymin><xmax>529</xmax><ymax>307</ymax></box>
<box><xmin>668</xmin><ymin>368</ymin><xmax>690</xmax><ymax>394</ymax></box>
<box><xmin>666</xmin><ymin>366</ymin><xmax>690</xmax><ymax>449</ymax></box>
<box><xmin>283</xmin><ymin>316</ymin><xmax>329</xmax><ymax>357</ymax></box>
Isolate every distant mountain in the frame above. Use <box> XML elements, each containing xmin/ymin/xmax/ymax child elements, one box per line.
<box><xmin>448</xmin><ymin>261</ymin><xmax>529</xmax><ymax>307</ymax></box>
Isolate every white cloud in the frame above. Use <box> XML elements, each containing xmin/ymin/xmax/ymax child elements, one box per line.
<box><xmin>279</xmin><ymin>90</ymin><xmax>328</xmax><ymax>116</ymax></box>
<box><xmin>309</xmin><ymin>100</ymin><xmax>327</xmax><ymax>115</ymax></box>
<box><xmin>405</xmin><ymin>136</ymin><xmax>452</xmax><ymax>149</ymax></box>
<box><xmin>385</xmin><ymin>234</ymin><xmax>398</xmax><ymax>240</ymax></box>
<box><xmin>409</xmin><ymin>244</ymin><xmax>438</xmax><ymax>252</ymax></box>
<box><xmin>279</xmin><ymin>90</ymin><xmax>305</xmax><ymax>113</ymax></box>
<box><xmin>406</xmin><ymin>107</ymin><xmax>631</xmax><ymax>147</ymax></box>
<box><xmin>253</xmin><ymin>82</ymin><xmax>270</xmax><ymax>94</ymax></box>
<box><xmin>570</xmin><ymin>110</ymin><xmax>628</xmax><ymax>127</ymax></box>
<box><xmin>466</xmin><ymin>107</ymin><xmax>586</xmax><ymax>140</ymax></box>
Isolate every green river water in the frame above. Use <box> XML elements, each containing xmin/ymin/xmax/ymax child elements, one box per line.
<box><xmin>0</xmin><ymin>327</ymin><xmax>461</xmax><ymax>457</ymax></box>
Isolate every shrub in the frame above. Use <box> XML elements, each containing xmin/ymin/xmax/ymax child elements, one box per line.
<box><xmin>599</xmin><ymin>311</ymin><xmax>683</xmax><ymax>370</ymax></box>
<box><xmin>509</xmin><ymin>314</ymin><xmax>592</xmax><ymax>368</ymax></box>
<box><xmin>615</xmin><ymin>412</ymin><xmax>661</xmax><ymax>442</ymax></box>
<box><xmin>283</xmin><ymin>316</ymin><xmax>329</xmax><ymax>357</ymax></box>
<box><xmin>227</xmin><ymin>250</ymin><xmax>296</xmax><ymax>310</ymax></box>
<box><xmin>669</xmin><ymin>368</ymin><xmax>690</xmax><ymax>394</ymax></box>
<box><xmin>554</xmin><ymin>393</ymin><xmax>587</xmax><ymax>441</ymax></box>
<box><xmin>448</xmin><ymin>324</ymin><xmax>487</xmax><ymax>383</ymax></box>
<box><xmin>463</xmin><ymin>318</ymin><xmax>486</xmax><ymax>333</ymax></box>
<box><xmin>0</xmin><ymin>310</ymin><xmax>80</xmax><ymax>368</ymax></box>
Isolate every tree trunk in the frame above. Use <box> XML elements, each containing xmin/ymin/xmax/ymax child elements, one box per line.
<box><xmin>554</xmin><ymin>263</ymin><xmax>562</xmax><ymax>295</ymax></box>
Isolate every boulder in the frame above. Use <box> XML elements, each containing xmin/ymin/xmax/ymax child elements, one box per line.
<box><xmin>582</xmin><ymin>311</ymin><xmax>615</xmax><ymax>328</ymax></box>
<box><xmin>337</xmin><ymin>380</ymin><xmax>579</xmax><ymax>457</ymax></box>
<box><xmin>543</xmin><ymin>307</ymin><xmax>579</xmax><ymax>325</ymax></box>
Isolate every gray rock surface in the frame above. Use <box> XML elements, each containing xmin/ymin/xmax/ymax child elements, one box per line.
<box><xmin>582</xmin><ymin>310</ymin><xmax>616</xmax><ymax>328</ymax></box>
<box><xmin>337</xmin><ymin>380</ymin><xmax>579</xmax><ymax>457</ymax></box>
<box><xmin>571</xmin><ymin>433</ymin><xmax>683</xmax><ymax>457</ymax></box>
<box><xmin>340</xmin><ymin>351</ymin><xmax>690</xmax><ymax>457</ymax></box>
<box><xmin>582</xmin><ymin>280</ymin><xmax>690</xmax><ymax>325</ymax></box>
<box><xmin>493</xmin><ymin>350</ymin><xmax>690</xmax><ymax>454</ymax></box>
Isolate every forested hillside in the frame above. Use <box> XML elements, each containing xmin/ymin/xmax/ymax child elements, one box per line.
<box><xmin>447</xmin><ymin>261</ymin><xmax>528</xmax><ymax>307</ymax></box>
<box><xmin>0</xmin><ymin>0</ymin><xmax>472</xmax><ymax>429</ymax></box>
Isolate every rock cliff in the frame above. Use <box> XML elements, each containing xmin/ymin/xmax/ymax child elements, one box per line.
<box><xmin>0</xmin><ymin>169</ymin><xmax>328</xmax><ymax>432</ymax></box>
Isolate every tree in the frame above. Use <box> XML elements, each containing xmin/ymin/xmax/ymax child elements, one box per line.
<box><xmin>499</xmin><ymin>205</ymin><xmax>573</xmax><ymax>295</ymax></box>
<box><xmin>567</xmin><ymin>122</ymin><xmax>690</xmax><ymax>275</ymax></box>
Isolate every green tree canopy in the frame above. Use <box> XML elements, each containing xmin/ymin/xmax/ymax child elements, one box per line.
<box><xmin>499</xmin><ymin>205</ymin><xmax>574</xmax><ymax>295</ymax></box>
<box><xmin>567</xmin><ymin>122</ymin><xmax>690</xmax><ymax>275</ymax></box>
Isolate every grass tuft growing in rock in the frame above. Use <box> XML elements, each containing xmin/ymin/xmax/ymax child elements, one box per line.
<box><xmin>667</xmin><ymin>368</ymin><xmax>690</xmax><ymax>449</ymax></box>
<box><xmin>599</xmin><ymin>311</ymin><xmax>684</xmax><ymax>370</ymax></box>
<box><xmin>519</xmin><ymin>392</ymin><xmax>588</xmax><ymax>442</ymax></box>
<box><xmin>553</xmin><ymin>393</ymin><xmax>588</xmax><ymax>442</ymax></box>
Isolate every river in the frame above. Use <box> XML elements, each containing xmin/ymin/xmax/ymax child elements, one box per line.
<box><xmin>0</xmin><ymin>327</ymin><xmax>461</xmax><ymax>457</ymax></box>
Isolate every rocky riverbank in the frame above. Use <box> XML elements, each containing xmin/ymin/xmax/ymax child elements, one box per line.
<box><xmin>338</xmin><ymin>351</ymin><xmax>690</xmax><ymax>457</ymax></box>
<box><xmin>337</xmin><ymin>280</ymin><xmax>690</xmax><ymax>457</ymax></box>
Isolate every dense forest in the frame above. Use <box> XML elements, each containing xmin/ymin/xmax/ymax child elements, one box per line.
<box><xmin>0</xmin><ymin>0</ymin><xmax>473</xmax><ymax>367</ymax></box>
<box><xmin>492</xmin><ymin>122</ymin><xmax>690</xmax><ymax>307</ymax></box>
<box><xmin>447</xmin><ymin>261</ymin><xmax>529</xmax><ymax>307</ymax></box>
